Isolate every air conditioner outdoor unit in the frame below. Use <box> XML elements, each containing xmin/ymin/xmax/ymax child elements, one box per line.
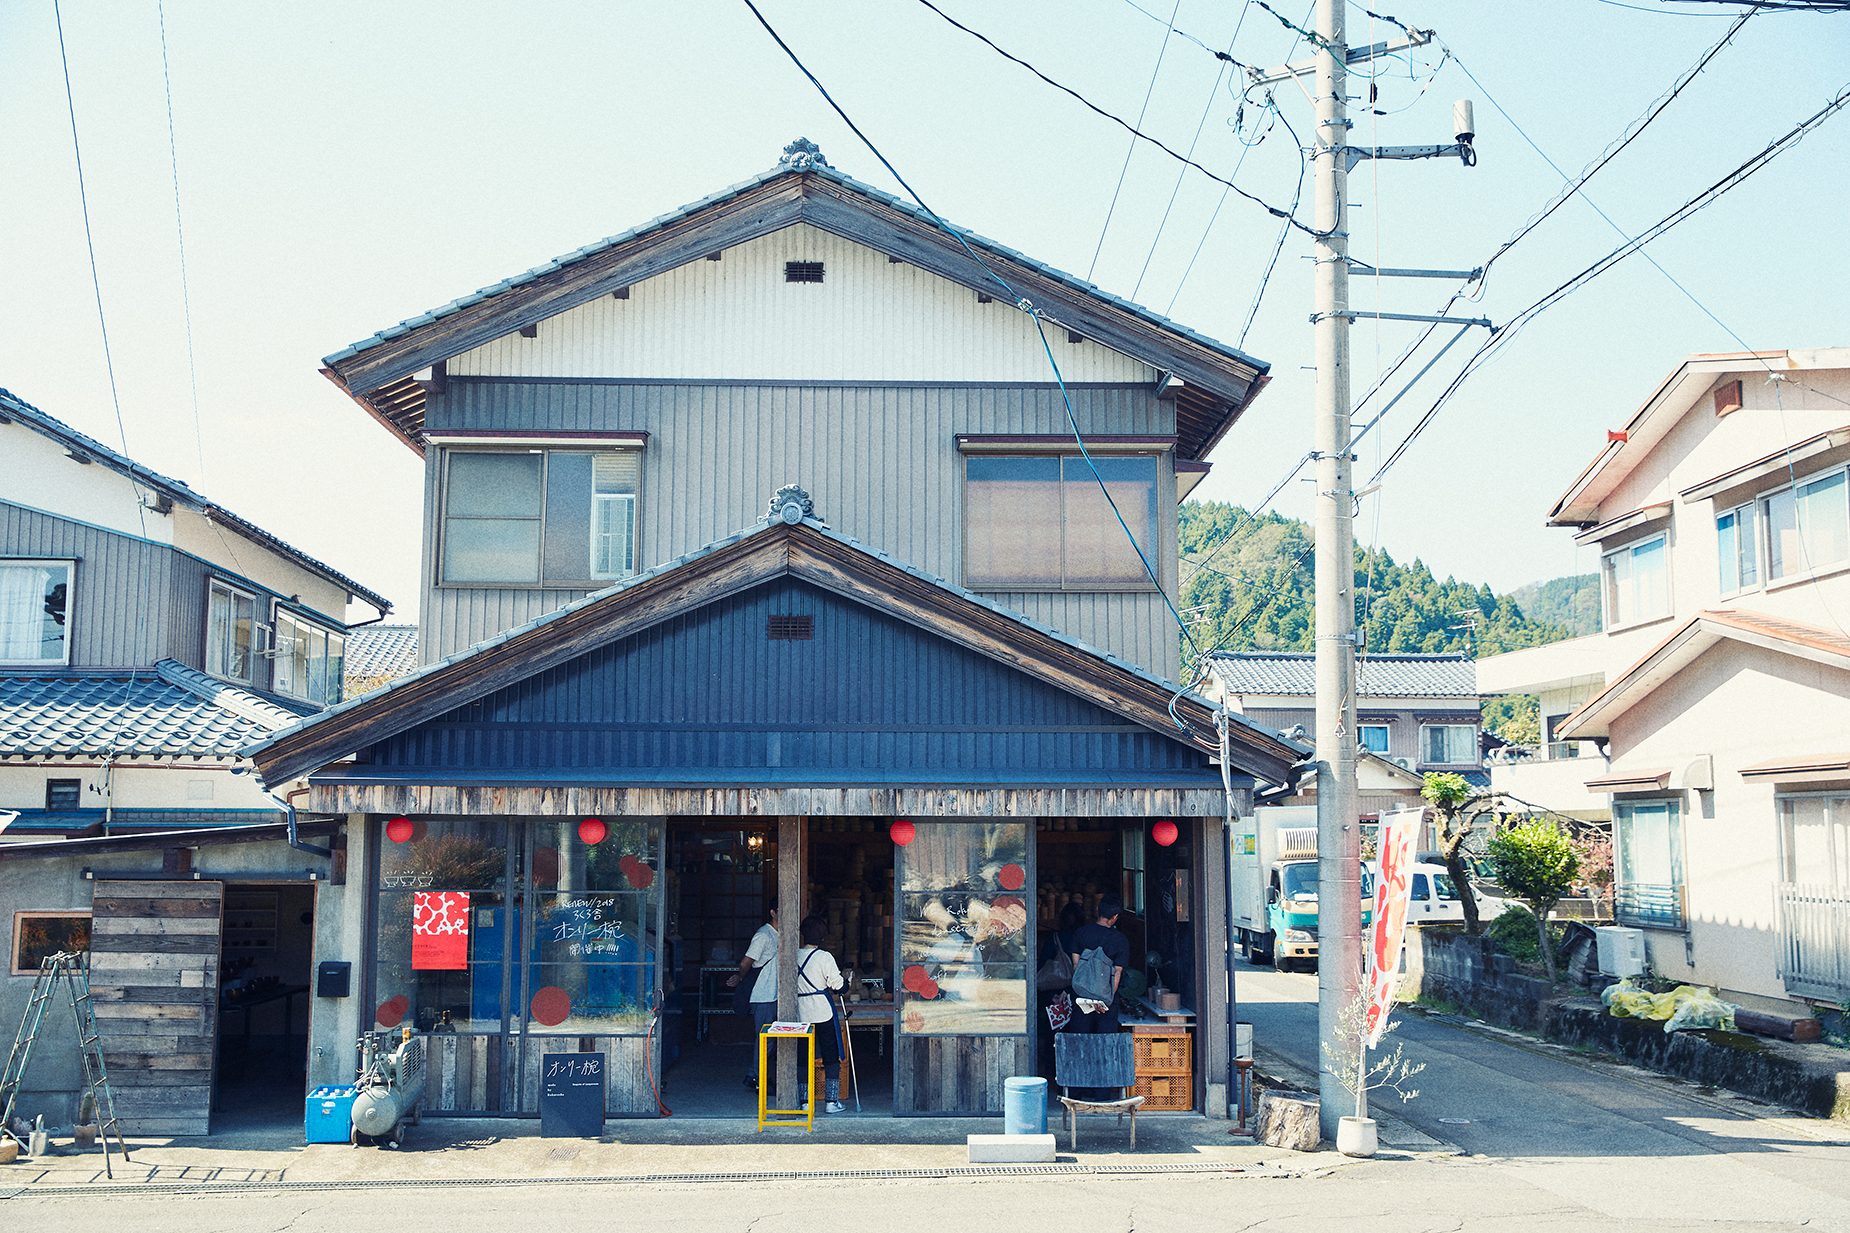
<box><xmin>1595</xmin><ymin>926</ymin><xmax>1646</xmax><ymax>978</ymax></box>
<box><xmin>1391</xmin><ymin>757</ymin><xmax>1416</xmax><ymax>771</ymax></box>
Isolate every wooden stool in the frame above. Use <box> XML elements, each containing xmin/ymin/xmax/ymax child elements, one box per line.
<box><xmin>1058</xmin><ymin>1094</ymin><xmax>1145</xmax><ymax>1150</ymax></box>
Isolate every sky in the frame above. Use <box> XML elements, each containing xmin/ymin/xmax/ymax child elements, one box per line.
<box><xmin>2</xmin><ymin>1</ymin><xmax>1847</xmax><ymax>622</ymax></box>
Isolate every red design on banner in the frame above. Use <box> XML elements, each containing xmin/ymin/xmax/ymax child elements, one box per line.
<box><xmin>530</xmin><ymin>986</ymin><xmax>571</xmax><ymax>1026</ymax></box>
<box><xmin>1364</xmin><ymin>809</ymin><xmax>1422</xmax><ymax>1046</ymax></box>
<box><xmin>412</xmin><ymin>891</ymin><xmax>471</xmax><ymax>971</ymax></box>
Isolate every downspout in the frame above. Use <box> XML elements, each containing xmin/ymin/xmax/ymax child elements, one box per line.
<box><xmin>274</xmin><ymin>783</ymin><xmax>332</xmax><ymax>859</ymax></box>
<box><xmin>1216</xmin><ymin>705</ymin><xmax>1239</xmax><ymax>1121</ymax></box>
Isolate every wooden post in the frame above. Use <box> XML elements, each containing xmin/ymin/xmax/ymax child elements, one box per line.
<box><xmin>776</xmin><ymin>815</ymin><xmax>804</xmax><ymax>1101</ymax></box>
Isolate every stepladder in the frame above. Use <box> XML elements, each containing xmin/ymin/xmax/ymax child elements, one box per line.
<box><xmin>1</xmin><ymin>952</ymin><xmax>131</xmax><ymax>1177</ymax></box>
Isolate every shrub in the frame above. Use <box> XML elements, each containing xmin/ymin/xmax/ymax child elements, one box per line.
<box><xmin>1487</xmin><ymin>817</ymin><xmax>1580</xmax><ymax>980</ymax></box>
<box><xmin>1487</xmin><ymin>906</ymin><xmax>1557</xmax><ymax>967</ymax></box>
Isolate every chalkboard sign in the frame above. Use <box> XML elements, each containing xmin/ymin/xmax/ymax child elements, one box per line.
<box><xmin>540</xmin><ymin>1052</ymin><xmax>606</xmax><ymax>1137</ymax></box>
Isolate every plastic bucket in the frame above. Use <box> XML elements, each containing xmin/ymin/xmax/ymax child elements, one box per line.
<box><xmin>1003</xmin><ymin>1076</ymin><xmax>1049</xmax><ymax>1135</ymax></box>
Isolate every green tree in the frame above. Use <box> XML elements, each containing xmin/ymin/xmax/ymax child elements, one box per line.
<box><xmin>1486</xmin><ymin>818</ymin><xmax>1582</xmax><ymax>981</ymax></box>
<box><xmin>1482</xmin><ymin>695</ymin><xmax>1541</xmax><ymax>746</ymax></box>
<box><xmin>1420</xmin><ymin>773</ymin><xmax>1499</xmax><ymax>936</ymax></box>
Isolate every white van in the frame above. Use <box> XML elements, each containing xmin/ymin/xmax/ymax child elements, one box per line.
<box><xmin>1372</xmin><ymin>860</ymin><xmax>1512</xmax><ymax>925</ymax></box>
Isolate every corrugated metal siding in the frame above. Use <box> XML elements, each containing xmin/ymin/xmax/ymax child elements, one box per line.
<box><xmin>1</xmin><ymin>501</ymin><xmax>174</xmax><ymax>668</ymax></box>
<box><xmin>445</xmin><ymin>223</ymin><xmax>1158</xmax><ymax>385</ymax></box>
<box><xmin>424</xmin><ymin>381</ymin><xmax>1181</xmax><ymax>678</ymax></box>
<box><xmin>373</xmin><ymin>578</ymin><xmax>1208</xmax><ymax>778</ymax></box>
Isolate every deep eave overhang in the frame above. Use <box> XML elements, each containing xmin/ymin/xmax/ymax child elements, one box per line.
<box><xmin>322</xmin><ymin>165</ymin><xmax>1270</xmax><ymax>462</ymax></box>
<box><xmin>244</xmin><ymin>519</ymin><xmax>1304</xmax><ymax>788</ymax></box>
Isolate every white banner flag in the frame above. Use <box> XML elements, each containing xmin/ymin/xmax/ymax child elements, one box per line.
<box><xmin>1364</xmin><ymin>807</ymin><xmax>1422</xmax><ymax>1047</ymax></box>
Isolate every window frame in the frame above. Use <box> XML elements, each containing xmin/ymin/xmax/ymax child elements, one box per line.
<box><xmin>438</xmin><ymin>447</ymin><xmax>644</xmax><ymax>589</ymax></box>
<box><xmin>1600</xmin><ymin>531</ymin><xmax>1672</xmax><ymax>631</ymax></box>
<box><xmin>205</xmin><ymin>579</ymin><xmax>260</xmax><ymax>686</ymax></box>
<box><xmin>273</xmin><ymin>609</ymin><xmax>347</xmax><ymax>707</ymax></box>
<box><xmin>11</xmin><ymin>911</ymin><xmax>91</xmax><ymax>976</ymax></box>
<box><xmin>1715</xmin><ymin>500</ymin><xmax>1760</xmax><ymax>597</ymax></box>
<box><xmin>44</xmin><ymin>778</ymin><xmax>83</xmax><ymax>810</ymax></box>
<box><xmin>1775</xmin><ymin>791</ymin><xmax>1850</xmax><ymax>893</ymax></box>
<box><xmin>1419</xmin><ymin>722</ymin><xmax>1477</xmax><ymax>766</ymax></box>
<box><xmin>0</xmin><ymin>557</ymin><xmax>75</xmax><ymax>668</ymax></box>
<box><xmin>1358</xmin><ymin>722</ymin><xmax>1392</xmax><ymax>755</ymax></box>
<box><xmin>1760</xmin><ymin>462</ymin><xmax>1850</xmax><ymax>585</ymax></box>
<box><xmin>960</xmin><ymin>451</ymin><xmax>1163</xmax><ymax>593</ymax></box>
<box><xmin>1613</xmin><ymin>797</ymin><xmax>1686</xmax><ymax>929</ymax></box>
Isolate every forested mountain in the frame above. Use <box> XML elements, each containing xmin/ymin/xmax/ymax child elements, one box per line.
<box><xmin>1179</xmin><ymin>502</ymin><xmax>1577</xmax><ymax>657</ymax></box>
<box><xmin>1505</xmin><ymin>575</ymin><xmax>1601</xmax><ymax>638</ymax></box>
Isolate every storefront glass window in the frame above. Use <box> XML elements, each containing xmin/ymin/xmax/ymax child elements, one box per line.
<box><xmin>373</xmin><ymin>818</ymin><xmax>511</xmax><ymax>1033</ymax></box>
<box><xmin>524</xmin><ymin>818</ymin><xmax>664</xmax><ymax>1033</ymax></box>
<box><xmin>896</xmin><ymin>821</ymin><xmax>1030</xmax><ymax>1035</ymax></box>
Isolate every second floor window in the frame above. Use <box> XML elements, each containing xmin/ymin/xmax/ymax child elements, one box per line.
<box><xmin>274</xmin><ymin>612</ymin><xmax>346</xmax><ymax>707</ymax></box>
<box><xmin>1420</xmin><ymin>723</ymin><xmax>1476</xmax><ymax>765</ymax></box>
<box><xmin>1359</xmin><ymin>723</ymin><xmax>1391</xmax><ymax>755</ymax></box>
<box><xmin>1602</xmin><ymin>533</ymin><xmax>1669</xmax><ymax>629</ymax></box>
<box><xmin>1716</xmin><ymin>503</ymin><xmax>1759</xmax><ymax>595</ymax></box>
<box><xmin>206</xmin><ymin>581</ymin><xmax>257</xmax><ymax>684</ymax></box>
<box><xmin>441</xmin><ymin>450</ymin><xmax>641</xmax><ymax>586</ymax></box>
<box><xmin>963</xmin><ymin>453</ymin><xmax>1158</xmax><ymax>590</ymax></box>
<box><xmin>0</xmin><ymin>559</ymin><xmax>72</xmax><ymax>666</ymax></box>
<box><xmin>1766</xmin><ymin>467</ymin><xmax>1849</xmax><ymax>582</ymax></box>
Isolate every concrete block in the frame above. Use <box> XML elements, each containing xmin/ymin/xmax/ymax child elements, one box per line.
<box><xmin>1254</xmin><ymin>1091</ymin><xmax>1321</xmax><ymax>1152</ymax></box>
<box><xmin>966</xmin><ymin>1133</ymin><xmax>1056</xmax><ymax>1163</ymax></box>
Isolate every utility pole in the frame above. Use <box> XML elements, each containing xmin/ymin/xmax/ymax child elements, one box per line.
<box><xmin>1309</xmin><ymin>0</ymin><xmax>1361</xmax><ymax>1146</ymax></box>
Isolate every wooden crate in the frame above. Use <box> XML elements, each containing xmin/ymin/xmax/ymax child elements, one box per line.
<box><xmin>1132</xmin><ymin>1028</ymin><xmax>1192</xmax><ymax>1075</ymax></box>
<box><xmin>1130</xmin><ymin>1072</ymin><xmax>1193</xmax><ymax>1111</ymax></box>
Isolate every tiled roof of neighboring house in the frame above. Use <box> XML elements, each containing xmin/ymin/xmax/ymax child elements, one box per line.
<box><xmin>0</xmin><ymin>808</ymin><xmax>280</xmax><ymax>837</ymax></box>
<box><xmin>1207</xmin><ymin>652</ymin><xmax>1478</xmax><ymax>700</ymax></box>
<box><xmin>0</xmin><ymin>659</ymin><xmax>307</xmax><ymax>760</ymax></box>
<box><xmin>0</xmin><ymin>387</ymin><xmax>392</xmax><ymax>613</ymax></box>
<box><xmin>345</xmin><ymin>624</ymin><xmax>420</xmax><ymax>688</ymax></box>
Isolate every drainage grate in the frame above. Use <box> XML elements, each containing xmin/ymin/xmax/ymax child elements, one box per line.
<box><xmin>767</xmin><ymin>614</ymin><xmax>814</xmax><ymax>641</ymax></box>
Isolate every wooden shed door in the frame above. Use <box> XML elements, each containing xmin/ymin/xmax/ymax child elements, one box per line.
<box><xmin>88</xmin><ymin>880</ymin><xmax>224</xmax><ymax>1136</ymax></box>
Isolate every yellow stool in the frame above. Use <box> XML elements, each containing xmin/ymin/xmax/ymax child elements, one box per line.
<box><xmin>757</xmin><ymin>1022</ymin><xmax>814</xmax><ymax>1132</ymax></box>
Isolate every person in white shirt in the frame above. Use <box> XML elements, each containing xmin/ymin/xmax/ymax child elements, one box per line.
<box><xmin>796</xmin><ymin>915</ymin><xmax>848</xmax><ymax>1114</ymax></box>
<box><xmin>727</xmin><ymin>907</ymin><xmax>779</xmax><ymax>1094</ymax></box>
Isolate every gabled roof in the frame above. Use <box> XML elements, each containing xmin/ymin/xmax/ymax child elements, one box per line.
<box><xmin>1548</xmin><ymin>348</ymin><xmax>1850</xmax><ymax>527</ymax></box>
<box><xmin>0</xmin><ymin>659</ymin><xmax>310</xmax><ymax>761</ymax></box>
<box><xmin>345</xmin><ymin>623</ymin><xmax>420</xmax><ymax>685</ymax></box>
<box><xmin>1207</xmin><ymin>652</ymin><xmax>1478</xmax><ymax>700</ymax></box>
<box><xmin>0</xmin><ymin>388</ymin><xmax>392</xmax><ymax>615</ymax></box>
<box><xmin>244</xmin><ymin>514</ymin><xmax>1307</xmax><ymax>787</ymax></box>
<box><xmin>322</xmin><ymin>140</ymin><xmax>1270</xmax><ymax>462</ymax></box>
<box><xmin>1559</xmin><ymin>608</ymin><xmax>1850</xmax><ymax>739</ymax></box>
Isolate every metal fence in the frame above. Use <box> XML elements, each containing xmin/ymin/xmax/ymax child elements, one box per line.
<box><xmin>1614</xmin><ymin>882</ymin><xmax>1683</xmax><ymax>929</ymax></box>
<box><xmin>1777</xmin><ymin>882</ymin><xmax>1850</xmax><ymax>1001</ymax></box>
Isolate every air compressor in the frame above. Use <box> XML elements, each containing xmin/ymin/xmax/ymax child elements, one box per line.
<box><xmin>350</xmin><ymin>1027</ymin><xmax>426</xmax><ymax>1147</ymax></box>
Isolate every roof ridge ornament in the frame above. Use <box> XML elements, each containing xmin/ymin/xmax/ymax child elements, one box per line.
<box><xmin>778</xmin><ymin>137</ymin><xmax>830</xmax><ymax>171</ymax></box>
<box><xmin>768</xmin><ymin>484</ymin><xmax>817</xmax><ymax>526</ymax></box>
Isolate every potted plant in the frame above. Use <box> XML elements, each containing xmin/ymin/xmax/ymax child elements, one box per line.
<box><xmin>1322</xmin><ymin>993</ymin><xmax>1424</xmax><ymax>1157</ymax></box>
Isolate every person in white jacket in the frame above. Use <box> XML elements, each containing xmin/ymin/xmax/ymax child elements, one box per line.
<box><xmin>795</xmin><ymin>915</ymin><xmax>848</xmax><ymax>1114</ymax></box>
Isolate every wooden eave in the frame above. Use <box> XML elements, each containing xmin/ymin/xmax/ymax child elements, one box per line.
<box><xmin>326</xmin><ymin>172</ymin><xmax>1266</xmax><ymax>460</ymax></box>
<box><xmin>246</xmin><ymin>521</ymin><xmax>1298</xmax><ymax>788</ymax></box>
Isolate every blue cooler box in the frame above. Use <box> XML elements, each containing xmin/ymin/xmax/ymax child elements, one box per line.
<box><xmin>305</xmin><ymin>1085</ymin><xmax>358</xmax><ymax>1144</ymax></box>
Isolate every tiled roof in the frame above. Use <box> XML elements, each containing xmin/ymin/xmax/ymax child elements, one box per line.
<box><xmin>345</xmin><ymin>624</ymin><xmax>420</xmax><ymax>687</ymax></box>
<box><xmin>1207</xmin><ymin>652</ymin><xmax>1478</xmax><ymax>699</ymax></box>
<box><xmin>0</xmin><ymin>808</ymin><xmax>279</xmax><ymax>836</ymax></box>
<box><xmin>0</xmin><ymin>387</ymin><xmax>392</xmax><ymax>613</ymax></box>
<box><xmin>0</xmin><ymin>660</ymin><xmax>304</xmax><ymax>760</ymax></box>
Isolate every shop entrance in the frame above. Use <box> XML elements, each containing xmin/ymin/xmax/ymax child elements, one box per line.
<box><xmin>213</xmin><ymin>882</ymin><xmax>316</xmax><ymax>1130</ymax></box>
<box><xmin>659</xmin><ymin>819</ymin><xmax>896</xmax><ymax>1116</ymax></box>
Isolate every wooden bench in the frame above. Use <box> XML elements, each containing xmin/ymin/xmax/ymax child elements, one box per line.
<box><xmin>1054</xmin><ymin>1034</ymin><xmax>1145</xmax><ymax>1150</ymax></box>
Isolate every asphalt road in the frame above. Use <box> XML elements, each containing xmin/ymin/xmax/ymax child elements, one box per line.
<box><xmin>1238</xmin><ymin>961</ymin><xmax>1850</xmax><ymax>1227</ymax></box>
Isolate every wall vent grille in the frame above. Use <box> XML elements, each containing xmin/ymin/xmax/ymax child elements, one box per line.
<box><xmin>766</xmin><ymin>615</ymin><xmax>815</xmax><ymax>641</ymax></box>
<box><xmin>784</xmin><ymin>261</ymin><xmax>825</xmax><ymax>284</ymax></box>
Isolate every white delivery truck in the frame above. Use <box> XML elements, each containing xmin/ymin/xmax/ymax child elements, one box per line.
<box><xmin>1230</xmin><ymin>807</ymin><xmax>1373</xmax><ymax>970</ymax></box>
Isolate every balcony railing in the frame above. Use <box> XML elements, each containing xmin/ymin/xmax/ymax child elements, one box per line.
<box><xmin>1614</xmin><ymin>882</ymin><xmax>1684</xmax><ymax>929</ymax></box>
<box><xmin>1777</xmin><ymin>882</ymin><xmax>1850</xmax><ymax>1001</ymax></box>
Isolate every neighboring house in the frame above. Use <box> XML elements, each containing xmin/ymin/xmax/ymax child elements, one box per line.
<box><xmin>343</xmin><ymin>622</ymin><xmax>419</xmax><ymax>696</ymax></box>
<box><xmin>1493</xmin><ymin>348</ymin><xmax>1850</xmax><ymax>1013</ymax></box>
<box><xmin>1206</xmin><ymin>651</ymin><xmax>1483</xmax><ymax>783</ymax></box>
<box><xmin>1477</xmin><ymin>637</ymin><xmax>1612</xmax><ymax>825</ymax></box>
<box><xmin>0</xmin><ymin>388</ymin><xmax>389</xmax><ymax>1135</ymax></box>
<box><xmin>209</xmin><ymin>138</ymin><xmax>1307</xmax><ymax>1125</ymax></box>
<box><xmin>0</xmin><ymin>388</ymin><xmax>392</xmax><ymax>838</ymax></box>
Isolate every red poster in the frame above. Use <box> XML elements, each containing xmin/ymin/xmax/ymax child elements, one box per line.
<box><xmin>412</xmin><ymin>891</ymin><xmax>471</xmax><ymax>970</ymax></box>
<box><xmin>1364</xmin><ymin>809</ymin><xmax>1421</xmax><ymax>1046</ymax></box>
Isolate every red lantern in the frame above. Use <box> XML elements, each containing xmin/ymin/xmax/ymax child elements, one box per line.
<box><xmin>385</xmin><ymin>816</ymin><xmax>414</xmax><ymax>844</ymax></box>
<box><xmin>1152</xmin><ymin>819</ymin><xmax>1179</xmax><ymax>847</ymax></box>
<box><xmin>889</xmin><ymin>819</ymin><xmax>916</xmax><ymax>846</ymax></box>
<box><xmin>578</xmin><ymin>817</ymin><xmax>608</xmax><ymax>845</ymax></box>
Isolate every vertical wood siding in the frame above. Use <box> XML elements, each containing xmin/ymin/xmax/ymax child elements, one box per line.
<box><xmin>424</xmin><ymin>382</ymin><xmax>1182</xmax><ymax>677</ymax></box>
<box><xmin>1</xmin><ymin>501</ymin><xmax>176</xmax><ymax>668</ymax></box>
<box><xmin>446</xmin><ymin>223</ymin><xmax>1158</xmax><ymax>385</ymax></box>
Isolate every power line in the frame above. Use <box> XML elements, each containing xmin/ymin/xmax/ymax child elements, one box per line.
<box><xmin>908</xmin><ymin>0</ymin><xmax>1323</xmax><ymax>237</ymax></box>
<box><xmin>1239</xmin><ymin>99</ymin><xmax>1307</xmax><ymax>348</ymax></box>
<box><xmin>1371</xmin><ymin>83</ymin><xmax>1850</xmax><ymax>484</ymax></box>
<box><xmin>739</xmin><ymin>0</ymin><xmax>1204</xmax><ymax>670</ymax></box>
<box><xmin>1087</xmin><ymin>0</ymin><xmax>1184</xmax><ymax>281</ymax></box>
<box><xmin>158</xmin><ymin>0</ymin><xmax>209</xmax><ymax>489</ymax></box>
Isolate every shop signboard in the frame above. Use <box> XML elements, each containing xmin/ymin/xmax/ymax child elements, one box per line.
<box><xmin>540</xmin><ymin>1052</ymin><xmax>606</xmax><ymax>1137</ymax></box>
<box><xmin>412</xmin><ymin>890</ymin><xmax>471</xmax><ymax>970</ymax></box>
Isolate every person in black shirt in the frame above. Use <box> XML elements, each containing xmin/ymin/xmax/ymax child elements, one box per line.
<box><xmin>1067</xmin><ymin>894</ymin><xmax>1130</xmax><ymax>1036</ymax></box>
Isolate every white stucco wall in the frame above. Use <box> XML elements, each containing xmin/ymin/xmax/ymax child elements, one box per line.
<box><xmin>1606</xmin><ymin>640</ymin><xmax>1850</xmax><ymax>1007</ymax></box>
<box><xmin>1</xmin><ymin>424</ymin><xmax>174</xmax><ymax>544</ymax></box>
<box><xmin>0</xmin><ymin>763</ymin><xmax>280</xmax><ymax>819</ymax></box>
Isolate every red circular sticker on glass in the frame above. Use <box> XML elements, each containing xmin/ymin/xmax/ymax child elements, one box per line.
<box><xmin>997</xmin><ymin>863</ymin><xmax>1026</xmax><ymax>891</ymax></box>
<box><xmin>530</xmin><ymin>986</ymin><xmax>571</xmax><ymax>1027</ymax></box>
<box><xmin>376</xmin><ymin>995</ymin><xmax>409</xmax><ymax>1028</ymax></box>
